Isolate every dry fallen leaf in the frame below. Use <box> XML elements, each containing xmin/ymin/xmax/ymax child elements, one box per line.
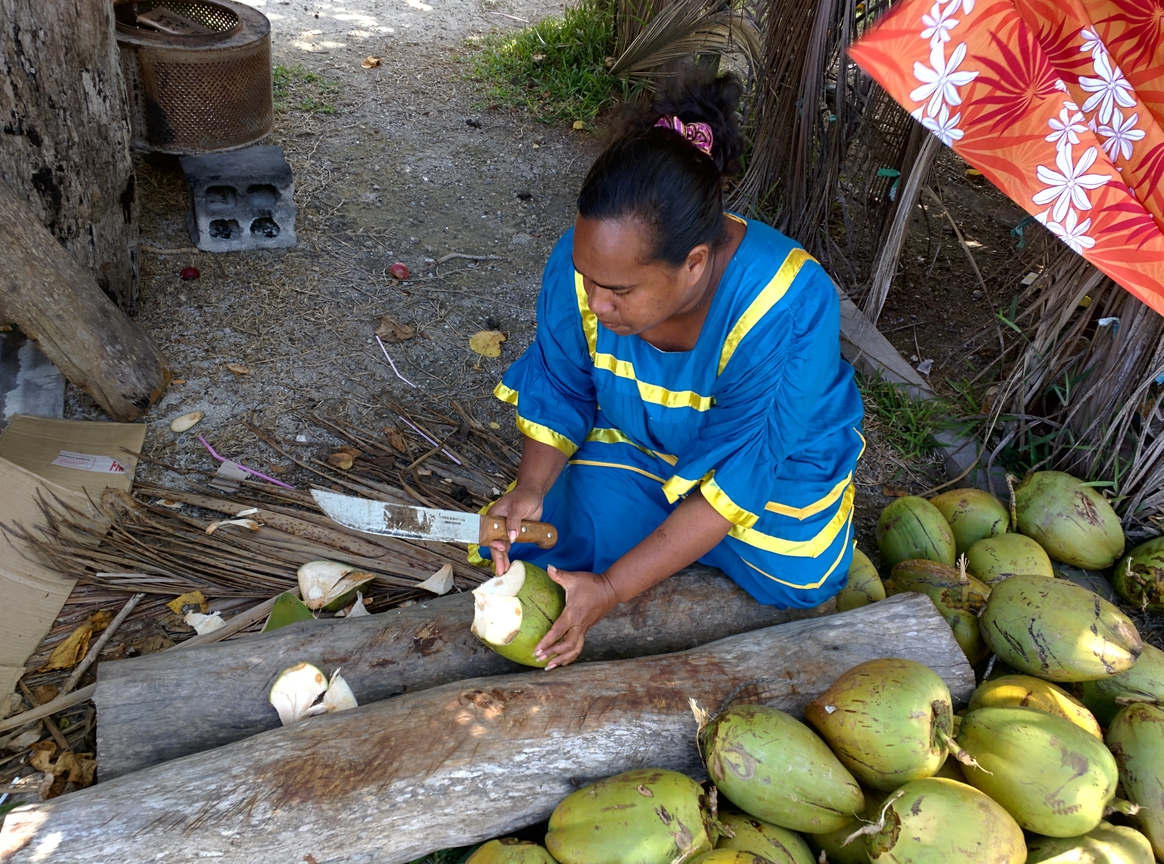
<box><xmin>131</xmin><ymin>634</ymin><xmax>175</xmax><ymax>655</ymax></box>
<box><xmin>55</xmin><ymin>751</ymin><xmax>97</xmax><ymax>786</ymax></box>
<box><xmin>572</xmin><ymin>120</ymin><xmax>586</xmax><ymax>131</ymax></box>
<box><xmin>90</xmin><ymin>609</ymin><xmax>113</xmax><ymax>632</ymax></box>
<box><xmin>167</xmin><ymin>590</ymin><xmax>208</xmax><ymax>616</ymax></box>
<box><xmin>38</xmin><ymin>621</ymin><xmax>94</xmax><ymax>671</ymax></box>
<box><xmin>489</xmin><ymin>421</ymin><xmax>501</xmax><ymax>430</ymax></box>
<box><xmin>881</xmin><ymin>485</ymin><xmax>911</xmax><ymax>498</ymax></box>
<box><xmin>268</xmin><ymin>463</ymin><xmax>291</xmax><ymax>474</ymax></box>
<box><xmin>4</xmin><ymin>728</ymin><xmax>43</xmax><ymax>751</ymax></box>
<box><xmin>32</xmin><ymin>683</ymin><xmax>58</xmax><ymax>705</ymax></box>
<box><xmin>469</xmin><ymin>330</ymin><xmax>506</xmax><ymax>358</ymax></box>
<box><xmin>171</xmin><ymin>378</ymin><xmax>187</xmax><ymax>385</ymax></box>
<box><xmin>327</xmin><ymin>451</ymin><xmax>354</xmax><ymax>470</ymax></box>
<box><xmin>227</xmin><ymin>363</ymin><xmax>250</xmax><ymax>375</ymax></box>
<box><xmin>361</xmin><ymin>55</ymin><xmax>381</xmax><ymax>68</ymax></box>
<box><xmin>29</xmin><ymin>740</ymin><xmax>57</xmax><ymax>773</ymax></box>
<box><xmin>384</xmin><ymin>427</ymin><xmax>407</xmax><ymax>452</ymax></box>
<box><xmin>375</xmin><ymin>315</ymin><xmax>416</xmax><ymax>343</ymax></box>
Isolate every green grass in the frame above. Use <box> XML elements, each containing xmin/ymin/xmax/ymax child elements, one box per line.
<box><xmin>467</xmin><ymin>0</ymin><xmax>642</xmax><ymax>122</ymax></box>
<box><xmin>858</xmin><ymin>372</ymin><xmax>978</xmax><ymax>463</ymax></box>
<box><xmin>272</xmin><ymin>64</ymin><xmax>341</xmax><ymax>114</ymax></box>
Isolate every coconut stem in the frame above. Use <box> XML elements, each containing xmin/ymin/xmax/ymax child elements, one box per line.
<box><xmin>935</xmin><ymin>727</ymin><xmax>990</xmax><ymax>774</ymax></box>
<box><xmin>842</xmin><ymin>790</ymin><xmax>905</xmax><ymax>847</ymax></box>
<box><xmin>1106</xmin><ymin>798</ymin><xmax>1141</xmax><ymax>817</ymax></box>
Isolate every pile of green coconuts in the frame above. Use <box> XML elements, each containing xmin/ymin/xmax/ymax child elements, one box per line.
<box><xmin>461</xmin><ymin>470</ymin><xmax>1164</xmax><ymax>864</ymax></box>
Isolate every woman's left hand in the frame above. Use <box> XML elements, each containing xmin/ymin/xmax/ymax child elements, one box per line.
<box><xmin>535</xmin><ymin>566</ymin><xmax>620</xmax><ymax>670</ymax></box>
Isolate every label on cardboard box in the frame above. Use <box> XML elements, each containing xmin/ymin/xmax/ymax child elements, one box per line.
<box><xmin>51</xmin><ymin>451</ymin><xmax>128</xmax><ymax>474</ymax></box>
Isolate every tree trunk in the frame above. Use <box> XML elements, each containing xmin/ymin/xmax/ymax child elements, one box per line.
<box><xmin>2</xmin><ymin>595</ymin><xmax>975</xmax><ymax>864</ymax></box>
<box><xmin>96</xmin><ymin>566</ymin><xmax>834</xmax><ymax>779</ymax></box>
<box><xmin>0</xmin><ymin>0</ymin><xmax>139</xmax><ymax>311</ymax></box>
<box><xmin>0</xmin><ymin>180</ymin><xmax>168</xmax><ymax>421</ymax></box>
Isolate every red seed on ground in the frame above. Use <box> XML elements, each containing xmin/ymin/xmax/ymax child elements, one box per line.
<box><xmin>180</xmin><ymin>266</ymin><xmax>200</xmax><ymax>280</ymax></box>
<box><xmin>390</xmin><ymin>262</ymin><xmax>410</xmax><ymax>280</ymax></box>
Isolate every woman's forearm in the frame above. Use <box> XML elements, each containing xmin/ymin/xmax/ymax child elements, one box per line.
<box><xmin>514</xmin><ymin>437</ymin><xmax>569</xmax><ymax>496</ymax></box>
<box><xmin>602</xmin><ymin>490</ymin><xmax>733</xmax><ymax>602</ymax></box>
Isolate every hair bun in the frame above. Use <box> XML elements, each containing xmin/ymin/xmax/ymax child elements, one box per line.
<box><xmin>647</xmin><ymin>64</ymin><xmax>744</xmax><ymax>176</ymax></box>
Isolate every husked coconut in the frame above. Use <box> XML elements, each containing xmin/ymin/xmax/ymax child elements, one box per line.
<box><xmin>268</xmin><ymin>662</ymin><xmax>328</xmax><ymax>726</ymax></box>
<box><xmin>297</xmin><ymin>560</ymin><xmax>376</xmax><ymax>611</ymax></box>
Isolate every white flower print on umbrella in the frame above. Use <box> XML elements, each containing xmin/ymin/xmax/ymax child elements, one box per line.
<box><xmin>921</xmin><ymin>0</ymin><xmax>960</xmax><ymax>48</ymax></box>
<box><xmin>1045</xmin><ymin>105</ymin><xmax>1087</xmax><ymax>152</ymax></box>
<box><xmin>921</xmin><ymin>104</ymin><xmax>964</xmax><ymax>145</ymax></box>
<box><xmin>1032</xmin><ymin>145</ymin><xmax>1111</xmax><ymax>223</ymax></box>
<box><xmin>1080</xmin><ymin>51</ymin><xmax>1136</xmax><ymax>125</ymax></box>
<box><xmin>1098</xmin><ymin>109</ymin><xmax>1144</xmax><ymax>162</ymax></box>
<box><xmin>910</xmin><ymin>42</ymin><xmax>979</xmax><ymax>115</ymax></box>
<box><xmin>1080</xmin><ymin>28</ymin><xmax>1104</xmax><ymax>59</ymax></box>
<box><xmin>1043</xmin><ymin>209</ymin><xmax>1096</xmax><ymax>254</ymax></box>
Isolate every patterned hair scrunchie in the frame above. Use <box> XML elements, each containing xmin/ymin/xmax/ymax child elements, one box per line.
<box><xmin>654</xmin><ymin>115</ymin><xmax>714</xmax><ymax>158</ymax></box>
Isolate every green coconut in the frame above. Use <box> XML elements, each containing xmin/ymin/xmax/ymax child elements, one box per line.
<box><xmin>465</xmin><ymin>839</ymin><xmax>559</xmax><ymax>864</ymax></box>
<box><xmin>546</xmin><ymin>768</ymin><xmax>717</xmax><ymax>864</ymax></box>
<box><xmin>965</xmin><ymin>532</ymin><xmax>1054</xmax><ymax>585</ymax></box>
<box><xmin>715</xmin><ymin>813</ymin><xmax>813</xmax><ymax>864</ymax></box>
<box><xmin>886</xmin><ymin>560</ymin><xmax>991</xmax><ymax>664</ymax></box>
<box><xmin>836</xmin><ymin>548</ymin><xmax>885</xmax><ymax>612</ymax></box>
<box><xmin>1025</xmin><ymin>822</ymin><xmax>1154</xmax><ymax>864</ymax></box>
<box><xmin>471</xmin><ymin>560</ymin><xmax>565</xmax><ymax>667</ymax></box>
<box><xmin>689</xmin><ymin>853</ymin><xmax>772</xmax><ymax>864</ymax></box>
<box><xmin>808</xmin><ymin>808</ymin><xmax>871</xmax><ymax>864</ymax></box>
<box><xmin>1014</xmin><ymin>471</ymin><xmax>1125</xmax><ymax>569</ymax></box>
<box><xmin>979</xmin><ymin>575</ymin><xmax>1142</xmax><ymax>682</ymax></box>
<box><xmin>804</xmin><ymin>658</ymin><xmax>954</xmax><ymax>791</ymax></box>
<box><xmin>957</xmin><ymin>706</ymin><xmax>1118</xmax><ymax>837</ymax></box>
<box><xmin>1114</xmin><ymin>536</ymin><xmax>1164</xmax><ymax>612</ymax></box>
<box><xmin>929</xmin><ymin>488</ymin><xmax>1008</xmax><ymax>556</ymax></box>
<box><xmin>1106</xmin><ymin>702</ymin><xmax>1164</xmax><ymax>859</ymax></box>
<box><xmin>863</xmin><ymin>778</ymin><xmax>1025</xmax><ymax>863</ymax></box>
<box><xmin>875</xmin><ymin>496</ymin><xmax>956</xmax><ymax>569</ymax></box>
<box><xmin>700</xmin><ymin>704</ymin><xmax>864</xmax><ymax>834</ymax></box>
<box><xmin>1080</xmin><ymin>643</ymin><xmax>1164</xmax><ymax>727</ymax></box>
<box><xmin>967</xmin><ymin>674</ymin><xmax>1102</xmax><ymax>739</ymax></box>
<box><xmin>261</xmin><ymin>591</ymin><xmax>314</xmax><ymax>632</ymax></box>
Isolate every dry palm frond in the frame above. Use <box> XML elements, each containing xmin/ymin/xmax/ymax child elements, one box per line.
<box><xmin>616</xmin><ymin>0</ymin><xmax>682</xmax><ymax>56</ymax></box>
<box><xmin>609</xmin><ymin>0</ymin><xmax>762</xmax><ymax>81</ymax></box>
<box><xmin>986</xmin><ymin>250</ymin><xmax>1164</xmax><ymax>522</ymax></box>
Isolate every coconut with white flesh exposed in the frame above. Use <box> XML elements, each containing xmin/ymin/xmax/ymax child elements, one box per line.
<box><xmin>471</xmin><ymin>560</ymin><xmax>565</xmax><ymax>667</ymax></box>
<box><xmin>297</xmin><ymin>560</ymin><xmax>376</xmax><ymax>611</ymax></box>
<box><xmin>268</xmin><ymin>662</ymin><xmax>328</xmax><ymax>726</ymax></box>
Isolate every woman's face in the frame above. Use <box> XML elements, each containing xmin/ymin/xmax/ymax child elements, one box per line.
<box><xmin>572</xmin><ymin>215</ymin><xmax>710</xmax><ymax>337</ymax></box>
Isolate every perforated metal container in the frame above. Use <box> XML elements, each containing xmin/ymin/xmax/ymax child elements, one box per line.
<box><xmin>115</xmin><ymin>1</ymin><xmax>273</xmax><ymax>154</ymax></box>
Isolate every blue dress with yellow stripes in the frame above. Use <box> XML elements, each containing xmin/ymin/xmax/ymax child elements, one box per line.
<box><xmin>480</xmin><ymin>217</ymin><xmax>865</xmax><ymax>609</ymax></box>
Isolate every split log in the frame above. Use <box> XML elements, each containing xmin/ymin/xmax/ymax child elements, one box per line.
<box><xmin>0</xmin><ymin>180</ymin><xmax>168</xmax><ymax>421</ymax></box>
<box><xmin>96</xmin><ymin>565</ymin><xmax>833</xmax><ymax>778</ymax></box>
<box><xmin>0</xmin><ymin>0</ymin><xmax>140</xmax><ymax>310</ymax></box>
<box><xmin>2</xmin><ymin>595</ymin><xmax>975</xmax><ymax>864</ymax></box>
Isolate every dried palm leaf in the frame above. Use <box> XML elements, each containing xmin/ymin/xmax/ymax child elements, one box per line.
<box><xmin>609</xmin><ymin>0</ymin><xmax>762</xmax><ymax>80</ymax></box>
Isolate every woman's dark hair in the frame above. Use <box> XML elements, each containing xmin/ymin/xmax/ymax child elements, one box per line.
<box><xmin>577</xmin><ymin>64</ymin><xmax>744</xmax><ymax>266</ymax></box>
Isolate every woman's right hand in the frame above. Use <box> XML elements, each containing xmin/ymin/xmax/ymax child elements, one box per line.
<box><xmin>485</xmin><ymin>485</ymin><xmax>545</xmax><ymax>575</ymax></box>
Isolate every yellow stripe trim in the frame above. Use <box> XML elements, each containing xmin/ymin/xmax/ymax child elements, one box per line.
<box><xmin>662</xmin><ymin>471</ymin><xmax>707</xmax><ymax>504</ymax></box>
<box><xmin>765</xmin><ymin>475</ymin><xmax>852</xmax><ymax>520</ymax></box>
<box><xmin>567</xmin><ymin>459</ymin><xmax>667</xmax><ymax>484</ymax></box>
<box><xmin>516</xmin><ymin>415</ymin><xmax>578</xmax><ymax>457</ymax></box>
<box><xmin>739</xmin><ymin>512</ymin><xmax>853</xmax><ymax>590</ymax></box>
<box><xmin>584</xmin><ymin>427</ymin><xmax>678</xmax><ymax>466</ymax></box>
<box><xmin>494</xmin><ymin>382</ymin><xmax>519</xmax><ymax>406</ymax></box>
<box><xmin>702</xmin><ymin>475</ymin><xmax>759</xmax><ymax>528</ymax></box>
<box><xmin>717</xmin><ymin>247</ymin><xmax>812</xmax><ymax>376</ymax></box>
<box><xmin>593</xmin><ymin>353</ymin><xmax>714</xmax><ymax>411</ymax></box>
<box><xmin>730</xmin><ymin>484</ymin><xmax>855</xmax><ymax>557</ymax></box>
<box><xmin>574</xmin><ymin>270</ymin><xmax>598</xmax><ymax>360</ymax></box>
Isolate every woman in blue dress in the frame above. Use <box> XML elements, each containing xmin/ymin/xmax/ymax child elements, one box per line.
<box><xmin>476</xmin><ymin>68</ymin><xmax>865</xmax><ymax>669</ymax></box>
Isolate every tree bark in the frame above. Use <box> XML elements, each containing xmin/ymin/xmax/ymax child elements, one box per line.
<box><xmin>0</xmin><ymin>180</ymin><xmax>168</xmax><ymax>421</ymax></box>
<box><xmin>0</xmin><ymin>0</ymin><xmax>140</xmax><ymax>311</ymax></box>
<box><xmin>2</xmin><ymin>595</ymin><xmax>975</xmax><ymax>864</ymax></box>
<box><xmin>96</xmin><ymin>566</ymin><xmax>834</xmax><ymax>779</ymax></box>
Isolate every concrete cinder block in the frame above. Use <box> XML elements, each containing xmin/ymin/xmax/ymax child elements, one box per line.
<box><xmin>180</xmin><ymin>145</ymin><xmax>297</xmax><ymax>252</ymax></box>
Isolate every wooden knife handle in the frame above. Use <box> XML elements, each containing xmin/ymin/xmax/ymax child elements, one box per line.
<box><xmin>479</xmin><ymin>517</ymin><xmax>559</xmax><ymax>549</ymax></box>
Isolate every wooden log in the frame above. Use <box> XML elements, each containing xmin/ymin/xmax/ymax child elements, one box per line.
<box><xmin>0</xmin><ymin>0</ymin><xmax>140</xmax><ymax>311</ymax></box>
<box><xmin>1</xmin><ymin>595</ymin><xmax>975</xmax><ymax>864</ymax></box>
<box><xmin>0</xmin><ymin>180</ymin><xmax>168</xmax><ymax>421</ymax></box>
<box><xmin>96</xmin><ymin>566</ymin><xmax>833</xmax><ymax>779</ymax></box>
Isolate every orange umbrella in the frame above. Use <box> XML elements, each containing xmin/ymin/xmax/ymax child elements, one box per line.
<box><xmin>848</xmin><ymin>0</ymin><xmax>1164</xmax><ymax>315</ymax></box>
